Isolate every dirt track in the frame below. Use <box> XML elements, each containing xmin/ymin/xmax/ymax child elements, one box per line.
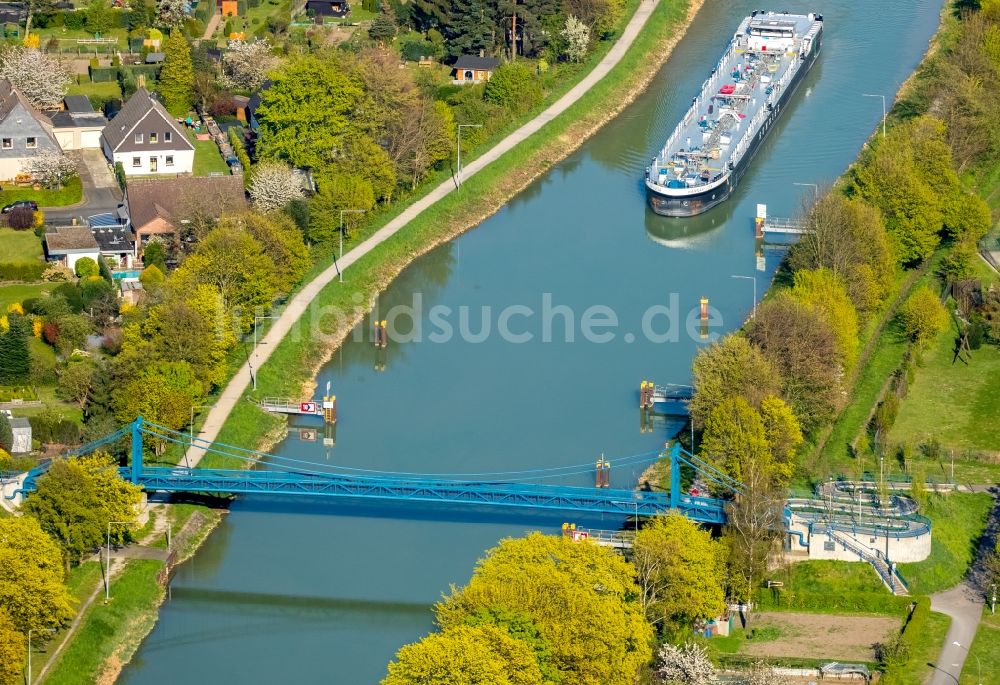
<box><xmin>741</xmin><ymin>612</ymin><xmax>899</xmax><ymax>662</ymax></box>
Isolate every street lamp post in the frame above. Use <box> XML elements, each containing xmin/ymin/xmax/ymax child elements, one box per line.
<box><xmin>27</xmin><ymin>628</ymin><xmax>56</xmax><ymax>685</ymax></box>
<box><xmin>793</xmin><ymin>182</ymin><xmax>819</xmax><ymax>199</ymax></box>
<box><xmin>338</xmin><ymin>209</ymin><xmax>366</xmax><ymax>283</ymax></box>
<box><xmin>991</xmin><ymin>583</ymin><xmax>996</xmax><ymax>616</ymax></box>
<box><xmin>731</xmin><ymin>275</ymin><xmax>757</xmax><ymax>319</ymax></box>
<box><xmin>252</xmin><ymin>314</ymin><xmax>279</xmax><ymax>391</ymax></box>
<box><xmin>952</xmin><ymin>641</ymin><xmax>982</xmax><ymax>685</ymax></box>
<box><xmin>456</xmin><ymin>124</ymin><xmax>483</xmax><ymax>190</ymax></box>
<box><xmin>862</xmin><ymin>93</ymin><xmax>886</xmax><ymax>138</ymax></box>
<box><xmin>105</xmin><ymin>521</ymin><xmax>130</xmax><ymax>601</ymax></box>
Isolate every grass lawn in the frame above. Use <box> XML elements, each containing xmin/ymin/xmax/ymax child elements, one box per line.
<box><xmin>898</xmin><ymin>492</ymin><xmax>993</xmax><ymax>595</ymax></box>
<box><xmin>961</xmin><ymin>608</ymin><xmax>1000</xmax><ymax>684</ymax></box>
<box><xmin>0</xmin><ymin>175</ymin><xmax>83</xmax><ymax>208</ymax></box>
<box><xmin>65</xmin><ymin>561</ymin><xmax>103</xmax><ymax>604</ymax></box>
<box><xmin>0</xmin><ymin>227</ymin><xmax>43</xmax><ymax>263</ymax></box>
<box><xmin>0</xmin><ymin>283</ymin><xmax>57</xmax><ymax>309</ymax></box>
<box><xmin>903</xmin><ymin>611</ymin><xmax>952</xmax><ymax>685</ymax></box>
<box><xmin>42</xmin><ymin>559</ymin><xmax>165</xmax><ymax>685</ymax></box>
<box><xmin>185</xmin><ymin>129</ymin><xmax>230</xmax><ymax>177</ymax></box>
<box><xmin>66</xmin><ymin>79</ymin><xmax>122</xmax><ymax>103</ymax></box>
<box><xmin>14</xmin><ymin>384</ymin><xmax>85</xmax><ymax>425</ymax></box>
<box><xmin>889</xmin><ymin>320</ymin><xmax>1000</xmax><ymax>455</ymax></box>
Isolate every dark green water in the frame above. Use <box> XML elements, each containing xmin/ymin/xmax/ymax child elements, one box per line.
<box><xmin>121</xmin><ymin>2</ymin><xmax>943</xmax><ymax>682</ymax></box>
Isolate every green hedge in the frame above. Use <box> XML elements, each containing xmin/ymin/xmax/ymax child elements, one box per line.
<box><xmin>757</xmin><ymin>587</ymin><xmax>912</xmax><ymax>615</ymax></box>
<box><xmin>89</xmin><ymin>66</ymin><xmax>119</xmax><ymax>83</ymax></box>
<box><xmin>0</xmin><ymin>262</ymin><xmax>47</xmax><ymax>282</ymax></box>
<box><xmin>880</xmin><ymin>597</ymin><xmax>930</xmax><ymax>684</ymax></box>
<box><xmin>28</xmin><ymin>414</ymin><xmax>82</xmax><ymax>446</ymax></box>
<box><xmin>228</xmin><ymin>127</ymin><xmax>252</xmax><ymax>188</ymax></box>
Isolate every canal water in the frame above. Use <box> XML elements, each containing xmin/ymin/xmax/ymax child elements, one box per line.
<box><xmin>122</xmin><ymin>2</ymin><xmax>943</xmax><ymax>682</ymax></box>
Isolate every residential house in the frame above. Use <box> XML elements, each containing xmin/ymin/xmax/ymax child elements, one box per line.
<box><xmin>101</xmin><ymin>88</ymin><xmax>194</xmax><ymax>176</ymax></box>
<box><xmin>305</xmin><ymin>0</ymin><xmax>348</xmax><ymax>19</ymax></box>
<box><xmin>0</xmin><ymin>77</ymin><xmax>61</xmax><ymax>181</ymax></box>
<box><xmin>48</xmin><ymin>95</ymin><xmax>107</xmax><ymax>151</ymax></box>
<box><xmin>0</xmin><ymin>411</ymin><xmax>31</xmax><ymax>454</ymax></box>
<box><xmin>452</xmin><ymin>56</ymin><xmax>499</xmax><ymax>84</ymax></box>
<box><xmin>43</xmin><ymin>226</ymin><xmax>100</xmax><ymax>271</ymax></box>
<box><xmin>125</xmin><ymin>175</ymin><xmax>246</xmax><ymax>257</ymax></box>
<box><xmin>90</xmin><ymin>223</ymin><xmax>135</xmax><ymax>269</ymax></box>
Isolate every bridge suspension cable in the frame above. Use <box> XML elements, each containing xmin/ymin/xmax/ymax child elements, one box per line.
<box><xmin>141</xmin><ymin>421</ymin><xmax>667</xmax><ymax>484</ymax></box>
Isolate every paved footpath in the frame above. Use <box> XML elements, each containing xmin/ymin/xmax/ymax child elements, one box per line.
<box><xmin>929</xmin><ymin>582</ymin><xmax>984</xmax><ymax>685</ymax></box>
<box><xmin>184</xmin><ymin>0</ymin><xmax>663</xmax><ymax>467</ymax></box>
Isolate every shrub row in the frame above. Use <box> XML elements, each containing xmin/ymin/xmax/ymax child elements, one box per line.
<box><xmin>879</xmin><ymin>597</ymin><xmax>930</xmax><ymax>684</ymax></box>
<box><xmin>756</xmin><ymin>588</ymin><xmax>912</xmax><ymax>615</ymax></box>
<box><xmin>0</xmin><ymin>262</ymin><xmax>47</xmax><ymax>282</ymax></box>
<box><xmin>28</xmin><ymin>414</ymin><xmax>82</xmax><ymax>446</ymax></box>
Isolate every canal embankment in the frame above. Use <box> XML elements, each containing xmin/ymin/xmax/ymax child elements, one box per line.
<box><xmin>199</xmin><ymin>0</ymin><xmax>707</xmax><ymax>464</ymax></box>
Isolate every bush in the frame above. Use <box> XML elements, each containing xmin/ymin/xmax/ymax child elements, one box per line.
<box><xmin>0</xmin><ymin>262</ymin><xmax>47</xmax><ymax>281</ymax></box>
<box><xmin>6</xmin><ymin>206</ymin><xmax>34</xmax><ymax>230</ymax></box>
<box><xmin>89</xmin><ymin>66</ymin><xmax>119</xmax><ymax>82</ymax></box>
<box><xmin>64</xmin><ymin>10</ymin><xmax>85</xmax><ymax>30</ymax></box>
<box><xmin>27</xmin><ymin>411</ymin><xmax>81</xmax><ymax>446</ymax></box>
<box><xmin>880</xmin><ymin>597</ymin><xmax>930</xmax><ymax>685</ymax></box>
<box><xmin>898</xmin><ymin>286</ymin><xmax>948</xmax><ymax>345</ymax></box>
<box><xmin>114</xmin><ymin>161</ymin><xmax>126</xmax><ymax>191</ymax></box>
<box><xmin>74</xmin><ymin>257</ymin><xmax>99</xmax><ymax>279</ymax></box>
<box><xmin>484</xmin><ymin>62</ymin><xmax>543</xmax><ymax>114</ymax></box>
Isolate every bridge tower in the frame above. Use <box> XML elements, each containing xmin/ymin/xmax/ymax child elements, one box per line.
<box><xmin>595</xmin><ymin>457</ymin><xmax>610</xmax><ymax>488</ymax></box>
<box><xmin>130</xmin><ymin>416</ymin><xmax>144</xmax><ymax>485</ymax></box>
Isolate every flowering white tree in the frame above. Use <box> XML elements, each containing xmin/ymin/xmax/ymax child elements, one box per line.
<box><xmin>157</xmin><ymin>0</ymin><xmax>188</xmax><ymax>28</ymax></box>
<box><xmin>0</xmin><ymin>47</ymin><xmax>71</xmax><ymax>109</ymax></box>
<box><xmin>221</xmin><ymin>39</ymin><xmax>278</xmax><ymax>91</ymax></box>
<box><xmin>21</xmin><ymin>149</ymin><xmax>77</xmax><ymax>188</ymax></box>
<box><xmin>655</xmin><ymin>642</ymin><xmax>717</xmax><ymax>685</ymax></box>
<box><xmin>562</xmin><ymin>15</ymin><xmax>591</xmax><ymax>62</ymax></box>
<box><xmin>249</xmin><ymin>161</ymin><xmax>305</xmax><ymax>211</ymax></box>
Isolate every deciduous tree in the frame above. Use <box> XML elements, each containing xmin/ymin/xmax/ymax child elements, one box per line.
<box><xmin>113</xmin><ymin>360</ymin><xmax>205</xmax><ymax>428</ymax></box>
<box><xmin>21</xmin><ymin>149</ymin><xmax>77</xmax><ymax>189</ymax></box>
<box><xmin>632</xmin><ymin>512</ymin><xmax>726</xmax><ymax>628</ymax></box>
<box><xmin>0</xmin><ymin>517</ymin><xmax>74</xmax><ymax>633</ymax></box>
<box><xmin>654</xmin><ymin>642</ymin><xmax>716</xmax><ymax>685</ymax></box>
<box><xmin>0</xmin><ymin>608</ymin><xmax>26</xmax><ymax>685</ymax></box>
<box><xmin>436</xmin><ymin>533</ymin><xmax>653</xmax><ymax>685</ymax></box>
<box><xmin>898</xmin><ymin>285</ymin><xmax>947</xmax><ymax>346</ymax></box>
<box><xmin>249</xmin><ymin>161</ymin><xmax>305</xmax><ymax>212</ymax></box>
<box><xmin>307</xmin><ymin>173</ymin><xmax>375</xmax><ymax>244</ymax></box>
<box><xmin>220</xmin><ymin>39</ymin><xmax>278</xmax><ymax>91</ymax></box>
<box><xmin>58</xmin><ymin>358</ymin><xmax>95</xmax><ymax>407</ymax></box>
<box><xmin>222</xmin><ymin>213</ymin><xmax>308</xmax><ymax>293</ymax></box>
<box><xmin>791</xmin><ymin>268</ymin><xmax>859</xmax><ymax>370</ymax></box>
<box><xmin>157</xmin><ymin>0</ymin><xmax>187</xmax><ymax>27</ymax></box>
<box><xmin>383</xmin><ymin>624</ymin><xmax>543</xmax><ymax>685</ymax></box>
<box><xmin>689</xmin><ymin>334</ymin><xmax>781</xmax><ymax>428</ymax></box>
<box><xmin>562</xmin><ymin>15</ymin><xmax>590</xmax><ymax>61</ymax></box>
<box><xmin>746</xmin><ymin>294</ymin><xmax>841</xmax><ymax>432</ymax></box>
<box><xmin>22</xmin><ymin>452</ymin><xmax>142</xmax><ymax>565</ymax></box>
<box><xmin>0</xmin><ymin>46</ymin><xmax>70</xmax><ymax>109</ymax></box>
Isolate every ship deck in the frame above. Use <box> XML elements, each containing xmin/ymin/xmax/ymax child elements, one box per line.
<box><xmin>648</xmin><ymin>12</ymin><xmax>821</xmax><ymax>196</ymax></box>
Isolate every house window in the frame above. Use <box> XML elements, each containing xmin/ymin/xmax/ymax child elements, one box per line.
<box><xmin>150</xmin><ymin>133</ymin><xmax>158</xmax><ymax>143</ymax></box>
<box><xmin>26</xmin><ymin>137</ymin><xmax>36</xmax><ymax>148</ymax></box>
<box><xmin>132</xmin><ymin>157</ymin><xmax>141</xmax><ymax>167</ymax></box>
<box><xmin>164</xmin><ymin>131</ymin><xmax>172</xmax><ymax>143</ymax></box>
<box><xmin>1</xmin><ymin>138</ymin><xmax>11</xmax><ymax>149</ymax></box>
<box><xmin>134</xmin><ymin>133</ymin><xmax>143</xmax><ymax>144</ymax></box>
<box><xmin>165</xmin><ymin>155</ymin><xmax>174</xmax><ymax>166</ymax></box>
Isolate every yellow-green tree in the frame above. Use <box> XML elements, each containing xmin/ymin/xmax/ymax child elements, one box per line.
<box><xmin>631</xmin><ymin>512</ymin><xmax>727</xmax><ymax>629</ymax></box>
<box><xmin>689</xmin><ymin>334</ymin><xmax>782</xmax><ymax>428</ymax></box>
<box><xmin>791</xmin><ymin>268</ymin><xmax>859</xmax><ymax>370</ymax></box>
<box><xmin>0</xmin><ymin>517</ymin><xmax>74</xmax><ymax>634</ymax></box>
<box><xmin>383</xmin><ymin>624</ymin><xmax>543</xmax><ymax>685</ymax></box>
<box><xmin>436</xmin><ymin>533</ymin><xmax>653</xmax><ymax>685</ymax></box>
<box><xmin>22</xmin><ymin>451</ymin><xmax>142</xmax><ymax>564</ymax></box>
<box><xmin>701</xmin><ymin>395</ymin><xmax>801</xmax><ymax>487</ymax></box>
<box><xmin>898</xmin><ymin>285</ymin><xmax>948</xmax><ymax>346</ymax></box>
<box><xmin>219</xmin><ymin>213</ymin><xmax>309</xmax><ymax>294</ymax></box>
<box><xmin>0</xmin><ymin>608</ymin><xmax>26</xmax><ymax>684</ymax></box>
<box><xmin>113</xmin><ymin>360</ymin><xmax>205</xmax><ymax>428</ymax></box>
<box><xmin>159</xmin><ymin>31</ymin><xmax>194</xmax><ymax>116</ymax></box>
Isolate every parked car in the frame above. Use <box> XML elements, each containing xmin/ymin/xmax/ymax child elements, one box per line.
<box><xmin>2</xmin><ymin>200</ymin><xmax>38</xmax><ymax>213</ymax></box>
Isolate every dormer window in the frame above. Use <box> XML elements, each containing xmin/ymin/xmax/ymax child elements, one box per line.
<box><xmin>165</xmin><ymin>131</ymin><xmax>172</xmax><ymax>143</ymax></box>
<box><xmin>26</xmin><ymin>137</ymin><xmax>36</xmax><ymax>148</ymax></box>
<box><xmin>135</xmin><ymin>133</ymin><xmax>143</xmax><ymax>144</ymax></box>
<box><xmin>150</xmin><ymin>133</ymin><xmax>157</xmax><ymax>143</ymax></box>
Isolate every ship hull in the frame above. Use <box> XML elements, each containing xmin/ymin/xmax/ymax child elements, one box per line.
<box><xmin>646</xmin><ymin>29</ymin><xmax>822</xmax><ymax>218</ymax></box>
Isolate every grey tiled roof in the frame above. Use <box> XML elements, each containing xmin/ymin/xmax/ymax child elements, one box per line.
<box><xmin>101</xmin><ymin>88</ymin><xmax>192</xmax><ymax>153</ymax></box>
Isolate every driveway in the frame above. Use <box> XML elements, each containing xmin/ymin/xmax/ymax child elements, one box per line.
<box><xmin>44</xmin><ymin>149</ymin><xmax>123</xmax><ymax>224</ymax></box>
